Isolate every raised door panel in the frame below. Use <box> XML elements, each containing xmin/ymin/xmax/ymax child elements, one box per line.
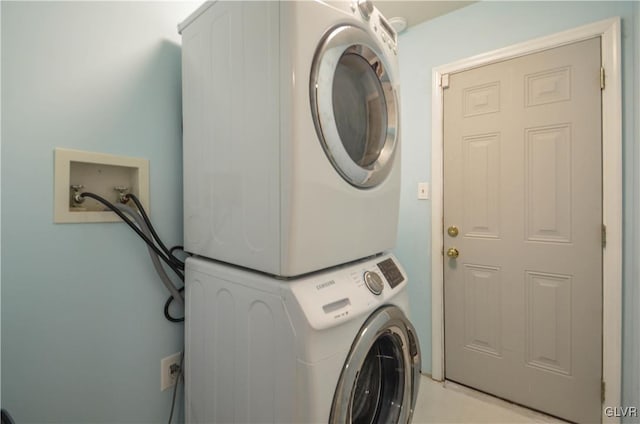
<box><xmin>525</xmin><ymin>124</ymin><xmax>572</xmax><ymax>243</ymax></box>
<box><xmin>462</xmin><ymin>133</ymin><xmax>501</xmax><ymax>239</ymax></box>
<box><xmin>525</xmin><ymin>271</ymin><xmax>572</xmax><ymax>375</ymax></box>
<box><xmin>463</xmin><ymin>264</ymin><xmax>502</xmax><ymax>357</ymax></box>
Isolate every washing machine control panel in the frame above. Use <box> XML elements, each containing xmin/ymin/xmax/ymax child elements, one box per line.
<box><xmin>289</xmin><ymin>254</ymin><xmax>408</xmax><ymax>330</ymax></box>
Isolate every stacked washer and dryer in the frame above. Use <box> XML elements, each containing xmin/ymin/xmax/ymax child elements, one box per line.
<box><xmin>178</xmin><ymin>1</ymin><xmax>421</xmax><ymax>423</ymax></box>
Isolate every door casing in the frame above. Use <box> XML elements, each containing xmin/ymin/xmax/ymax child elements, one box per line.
<box><xmin>429</xmin><ymin>17</ymin><xmax>622</xmax><ymax>422</ymax></box>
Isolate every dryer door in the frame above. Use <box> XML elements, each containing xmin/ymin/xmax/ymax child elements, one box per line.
<box><xmin>330</xmin><ymin>305</ymin><xmax>421</xmax><ymax>424</ymax></box>
<box><xmin>310</xmin><ymin>25</ymin><xmax>398</xmax><ymax>188</ymax></box>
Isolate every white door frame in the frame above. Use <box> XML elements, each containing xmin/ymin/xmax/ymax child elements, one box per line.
<box><xmin>430</xmin><ymin>17</ymin><xmax>622</xmax><ymax>418</ymax></box>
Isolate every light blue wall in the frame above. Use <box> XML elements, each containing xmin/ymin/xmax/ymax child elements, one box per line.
<box><xmin>395</xmin><ymin>0</ymin><xmax>638</xmax><ymax>408</ymax></box>
<box><xmin>1</xmin><ymin>2</ymin><xmax>197</xmax><ymax>422</ymax></box>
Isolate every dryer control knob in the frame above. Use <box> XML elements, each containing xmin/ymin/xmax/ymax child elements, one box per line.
<box><xmin>363</xmin><ymin>271</ymin><xmax>384</xmax><ymax>295</ymax></box>
<box><xmin>357</xmin><ymin>0</ymin><xmax>374</xmax><ymax>20</ymax></box>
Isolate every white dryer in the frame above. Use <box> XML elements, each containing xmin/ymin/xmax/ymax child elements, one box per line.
<box><xmin>185</xmin><ymin>253</ymin><xmax>421</xmax><ymax>423</ymax></box>
<box><xmin>178</xmin><ymin>1</ymin><xmax>402</xmax><ymax>276</ymax></box>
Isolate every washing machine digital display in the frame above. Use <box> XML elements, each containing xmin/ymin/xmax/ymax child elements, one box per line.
<box><xmin>377</xmin><ymin>258</ymin><xmax>404</xmax><ymax>288</ymax></box>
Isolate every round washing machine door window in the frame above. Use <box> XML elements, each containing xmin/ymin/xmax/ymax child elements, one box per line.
<box><xmin>310</xmin><ymin>25</ymin><xmax>398</xmax><ymax>188</ymax></box>
<box><xmin>351</xmin><ymin>332</ymin><xmax>404</xmax><ymax>422</ymax></box>
<box><xmin>329</xmin><ymin>306</ymin><xmax>421</xmax><ymax>424</ymax></box>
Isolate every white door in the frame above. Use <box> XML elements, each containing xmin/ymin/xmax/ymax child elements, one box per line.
<box><xmin>443</xmin><ymin>37</ymin><xmax>602</xmax><ymax>423</ymax></box>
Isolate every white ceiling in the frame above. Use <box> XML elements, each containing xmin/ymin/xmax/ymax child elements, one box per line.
<box><xmin>375</xmin><ymin>1</ymin><xmax>475</xmax><ymax>30</ymax></box>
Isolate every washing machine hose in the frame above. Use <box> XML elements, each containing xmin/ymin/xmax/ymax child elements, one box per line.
<box><xmin>115</xmin><ymin>203</ymin><xmax>185</xmax><ymax>307</ymax></box>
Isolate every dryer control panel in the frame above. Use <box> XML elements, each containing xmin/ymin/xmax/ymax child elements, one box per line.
<box><xmin>289</xmin><ymin>253</ymin><xmax>407</xmax><ymax>330</ymax></box>
<box><xmin>349</xmin><ymin>0</ymin><xmax>398</xmax><ymax>56</ymax></box>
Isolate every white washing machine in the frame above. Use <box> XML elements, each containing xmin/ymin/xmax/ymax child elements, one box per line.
<box><xmin>178</xmin><ymin>1</ymin><xmax>402</xmax><ymax>277</ymax></box>
<box><xmin>185</xmin><ymin>253</ymin><xmax>421</xmax><ymax>423</ymax></box>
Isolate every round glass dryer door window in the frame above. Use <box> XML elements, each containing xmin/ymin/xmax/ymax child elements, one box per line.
<box><xmin>310</xmin><ymin>25</ymin><xmax>398</xmax><ymax>188</ymax></box>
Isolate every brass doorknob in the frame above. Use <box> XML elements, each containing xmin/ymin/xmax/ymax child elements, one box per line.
<box><xmin>446</xmin><ymin>247</ymin><xmax>459</xmax><ymax>258</ymax></box>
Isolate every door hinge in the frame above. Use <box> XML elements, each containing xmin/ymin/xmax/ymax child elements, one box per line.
<box><xmin>602</xmin><ymin>381</ymin><xmax>606</xmax><ymax>403</ymax></box>
<box><xmin>602</xmin><ymin>224</ymin><xmax>607</xmax><ymax>248</ymax></box>
<box><xmin>600</xmin><ymin>67</ymin><xmax>605</xmax><ymax>90</ymax></box>
<box><xmin>441</xmin><ymin>74</ymin><xmax>450</xmax><ymax>89</ymax></box>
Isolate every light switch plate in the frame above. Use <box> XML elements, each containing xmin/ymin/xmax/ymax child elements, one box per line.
<box><xmin>418</xmin><ymin>182</ymin><xmax>429</xmax><ymax>200</ymax></box>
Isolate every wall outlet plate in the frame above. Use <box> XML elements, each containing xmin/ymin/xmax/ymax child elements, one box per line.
<box><xmin>161</xmin><ymin>352</ymin><xmax>182</xmax><ymax>392</ymax></box>
<box><xmin>53</xmin><ymin>148</ymin><xmax>149</xmax><ymax>223</ymax></box>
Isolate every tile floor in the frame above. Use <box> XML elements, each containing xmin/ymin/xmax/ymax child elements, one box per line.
<box><xmin>412</xmin><ymin>376</ymin><xmax>567</xmax><ymax>423</ymax></box>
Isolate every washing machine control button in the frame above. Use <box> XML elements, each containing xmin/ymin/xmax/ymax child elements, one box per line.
<box><xmin>363</xmin><ymin>271</ymin><xmax>384</xmax><ymax>295</ymax></box>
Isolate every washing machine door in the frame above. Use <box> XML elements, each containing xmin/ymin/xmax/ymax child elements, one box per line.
<box><xmin>330</xmin><ymin>305</ymin><xmax>421</xmax><ymax>424</ymax></box>
<box><xmin>310</xmin><ymin>24</ymin><xmax>398</xmax><ymax>188</ymax></box>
